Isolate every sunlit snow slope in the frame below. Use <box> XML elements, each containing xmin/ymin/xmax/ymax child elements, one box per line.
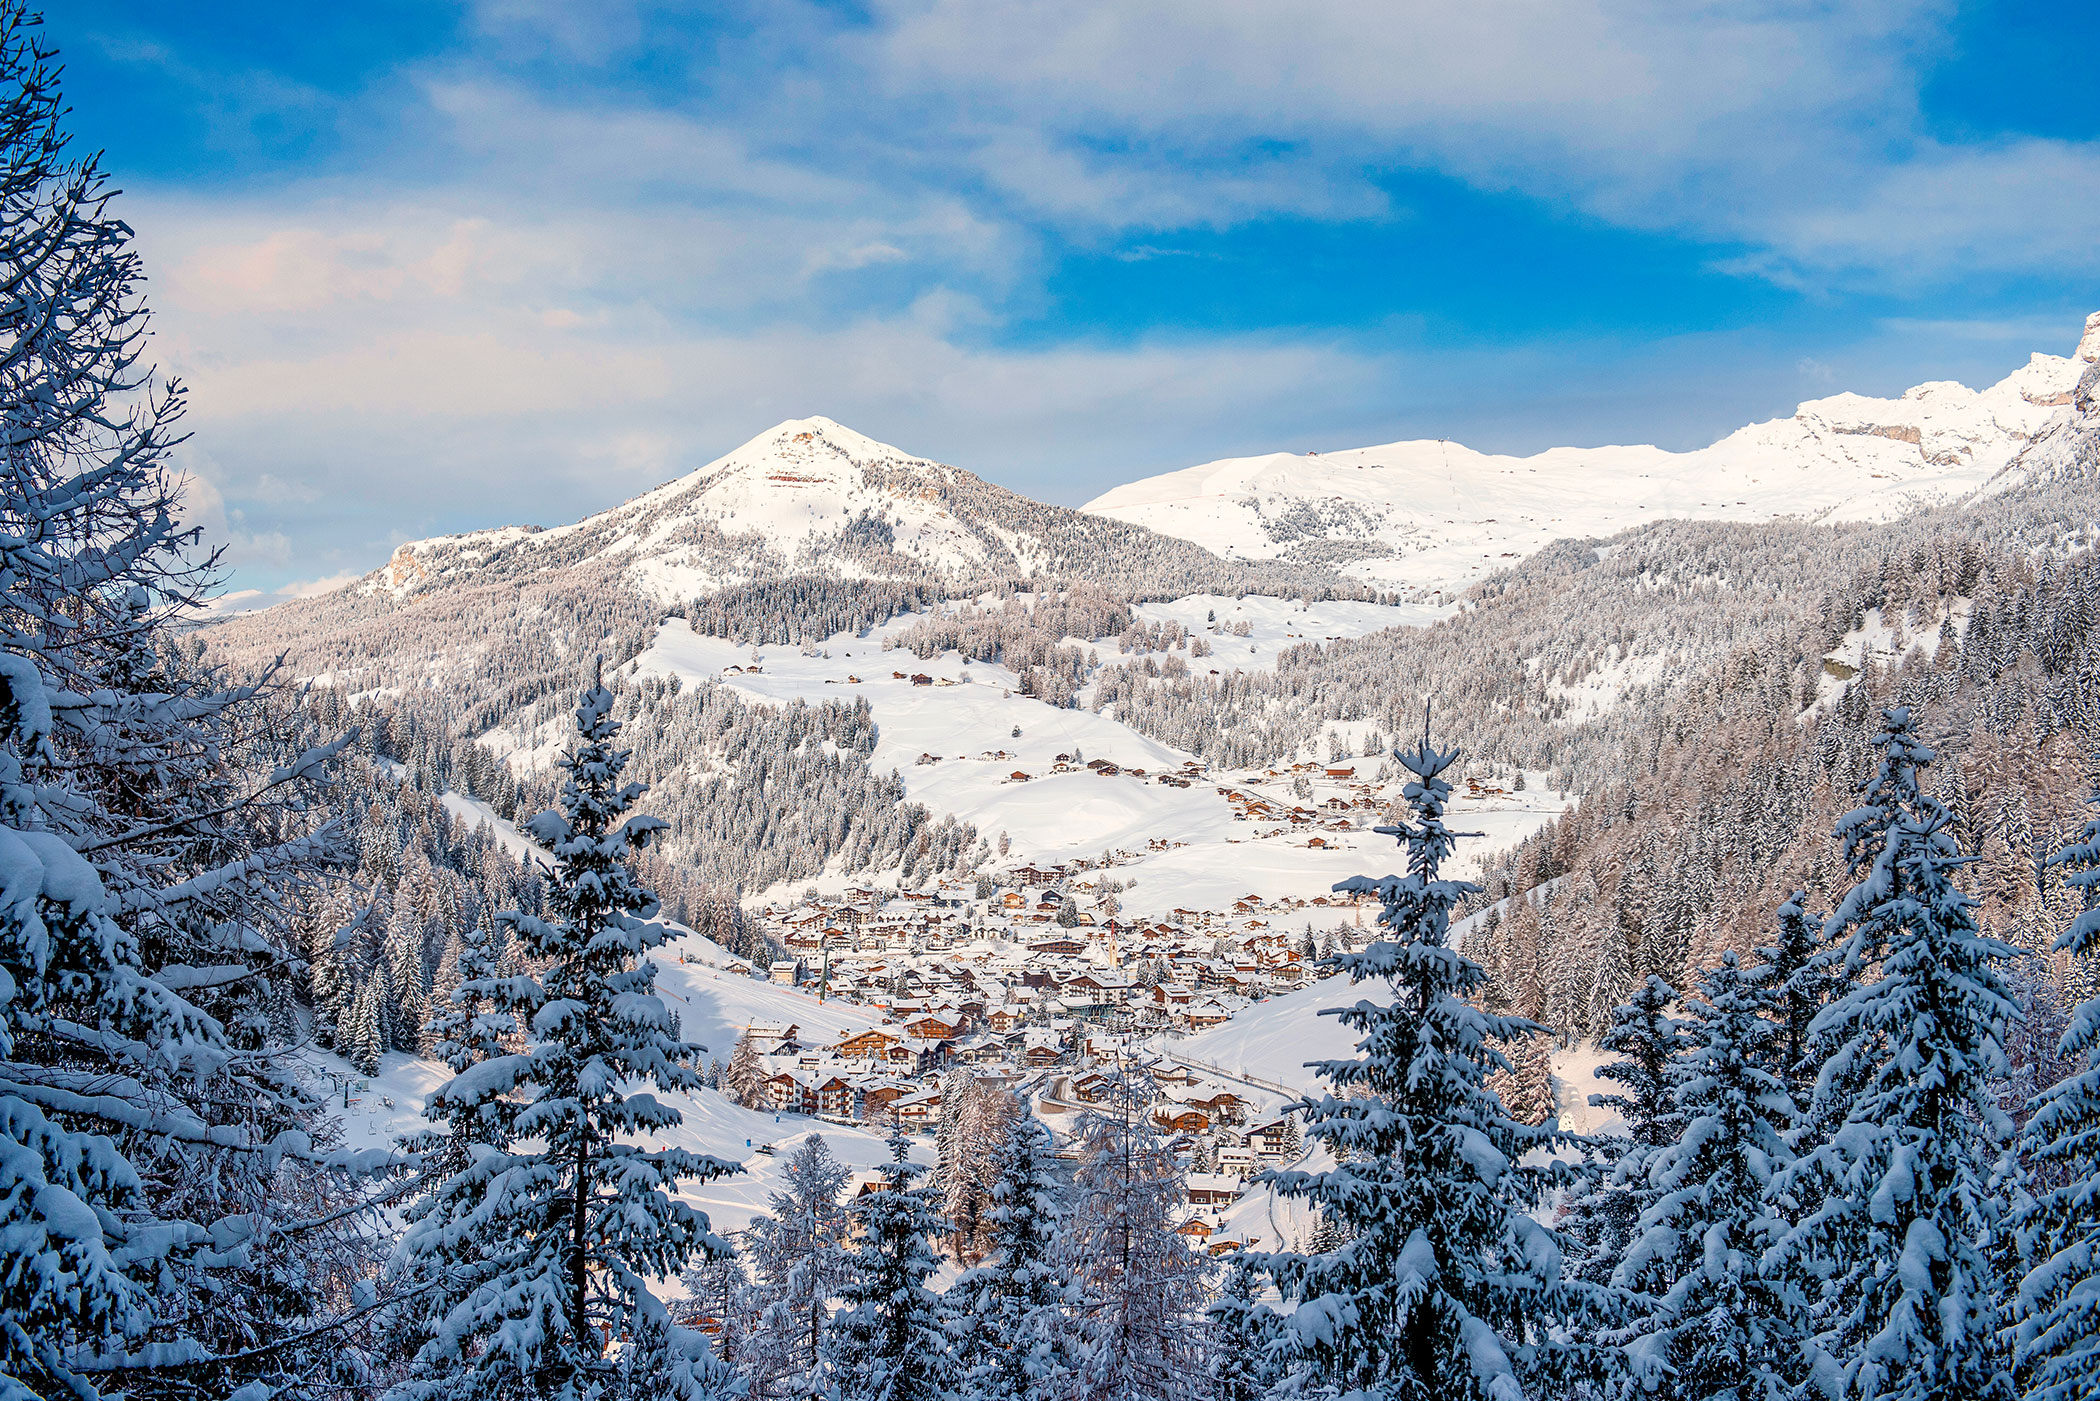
<box><xmin>624</xmin><ymin>607</ymin><xmax>1570</xmax><ymax>916</ymax></box>
<box><xmin>362</xmin><ymin>415</ymin><xmax>1313</xmax><ymax>606</ymax></box>
<box><xmin>326</xmin><ymin>929</ymin><xmax>905</xmax><ymax>1236</ymax></box>
<box><xmin>1085</xmin><ymin>315</ymin><xmax>2100</xmax><ymax>597</ymax></box>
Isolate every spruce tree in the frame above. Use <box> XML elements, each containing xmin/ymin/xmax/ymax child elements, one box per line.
<box><xmin>1559</xmin><ymin>976</ymin><xmax>1689</xmax><ymax>1290</ymax></box>
<box><xmin>827</xmin><ymin>1134</ymin><xmax>953</xmax><ymax>1401</ymax></box>
<box><xmin>0</xmin><ymin>10</ymin><xmax>377</xmax><ymax>1392</ymax></box>
<box><xmin>389</xmin><ymin>680</ymin><xmax>739</xmax><ymax>1400</ymax></box>
<box><xmin>2014</xmin><ymin>790</ymin><xmax>2100</xmax><ymax>1401</ymax></box>
<box><xmin>951</xmin><ymin>1111</ymin><xmax>1076</xmax><ymax>1401</ymax></box>
<box><xmin>1250</xmin><ymin>739</ymin><xmax>1598</xmax><ymax>1400</ymax></box>
<box><xmin>1614</xmin><ymin>953</ymin><xmax>1804</xmax><ymax>1400</ymax></box>
<box><xmin>1767</xmin><ymin>706</ymin><xmax>2017</xmax><ymax>1400</ymax></box>
<box><xmin>1752</xmin><ymin>890</ymin><xmax>1830</xmax><ymax>1107</ymax></box>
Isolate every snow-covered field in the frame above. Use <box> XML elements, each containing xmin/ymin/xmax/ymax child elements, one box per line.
<box><xmin>1130</xmin><ymin>594</ymin><xmax>1450</xmax><ymax>671</ymax></box>
<box><xmin>625</xmin><ymin>607</ymin><xmax>1569</xmax><ymax>916</ymax></box>
<box><xmin>324</xmin><ymin>928</ymin><xmax>906</xmax><ymax>1237</ymax></box>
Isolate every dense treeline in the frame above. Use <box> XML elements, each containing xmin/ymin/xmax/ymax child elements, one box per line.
<box><xmin>884</xmin><ymin>584</ymin><xmax>1135</xmax><ymax>707</ymax></box>
<box><xmin>683</xmin><ymin>576</ymin><xmax>950</xmax><ymax>648</ymax></box>
<box><xmin>441</xmin><ymin>670</ymin><xmax>984</xmax><ymax>894</ymax></box>
<box><xmin>1467</xmin><ymin>543</ymin><xmax>2100</xmax><ymax>1061</ymax></box>
<box><xmin>1096</xmin><ymin>484</ymin><xmax>2100</xmax><ymax>782</ymax></box>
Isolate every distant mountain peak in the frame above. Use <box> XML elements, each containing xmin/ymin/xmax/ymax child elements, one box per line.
<box><xmin>1084</xmin><ymin>314</ymin><xmax>2099</xmax><ymax>598</ymax></box>
<box><xmin>350</xmin><ymin>415</ymin><xmax>1348</xmax><ymax>611</ymax></box>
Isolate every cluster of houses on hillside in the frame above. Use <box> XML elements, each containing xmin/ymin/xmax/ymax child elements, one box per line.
<box><xmin>735</xmin><ymin>857</ymin><xmax>1373</xmax><ymax>1033</ymax></box>
<box><xmin>725</xmin><ymin>1016</ymin><xmax>1304</xmax><ymax>1252</ymax></box>
<box><xmin>694</xmin><ymin>756</ymin><xmax>1459</xmax><ymax>1252</ymax></box>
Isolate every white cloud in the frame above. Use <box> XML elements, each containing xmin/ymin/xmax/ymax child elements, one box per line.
<box><xmin>829</xmin><ymin>0</ymin><xmax>2095</xmax><ymax>278</ymax></box>
<box><xmin>1760</xmin><ymin>139</ymin><xmax>2100</xmax><ymax>279</ymax></box>
<box><xmin>104</xmin><ymin>0</ymin><xmax>2100</xmax><ymax>591</ymax></box>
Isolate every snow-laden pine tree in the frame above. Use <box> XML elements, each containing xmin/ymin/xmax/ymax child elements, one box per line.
<box><xmin>389</xmin><ymin>680</ymin><xmax>739</xmax><ymax>1401</ymax></box>
<box><xmin>826</xmin><ymin>1134</ymin><xmax>953</xmax><ymax>1401</ymax></box>
<box><xmin>1206</xmin><ymin>1258</ymin><xmax>1285</xmax><ymax>1401</ymax></box>
<box><xmin>1751</xmin><ymin>891</ymin><xmax>1830</xmax><ymax>1108</ymax></box>
<box><xmin>1251</xmin><ymin>739</ymin><xmax>1597</xmax><ymax>1400</ymax></box>
<box><xmin>1766</xmin><ymin>706</ymin><xmax>2017</xmax><ymax>1400</ymax></box>
<box><xmin>950</xmin><ymin>1110</ymin><xmax>1076</xmax><ymax>1401</ymax></box>
<box><xmin>724</xmin><ymin>1030</ymin><xmax>769</xmax><ymax>1109</ymax></box>
<box><xmin>1062</xmin><ymin>1063</ymin><xmax>1212</xmax><ymax>1401</ymax></box>
<box><xmin>0</xmin><ymin>8</ymin><xmax>385</xmax><ymax>1394</ymax></box>
<box><xmin>1558</xmin><ymin>976</ymin><xmax>1689</xmax><ymax>1290</ymax></box>
<box><xmin>2014</xmin><ymin>790</ymin><xmax>2100</xmax><ymax>1400</ymax></box>
<box><xmin>742</xmin><ymin>1134</ymin><xmax>855</xmax><ymax>1400</ymax></box>
<box><xmin>1612</xmin><ymin>953</ymin><xmax>1804</xmax><ymax>1400</ymax></box>
<box><xmin>401</xmin><ymin>913</ymin><xmax>527</xmax><ymax>1201</ymax></box>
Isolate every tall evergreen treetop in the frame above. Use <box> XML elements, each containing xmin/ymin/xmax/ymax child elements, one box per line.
<box><xmin>1592</xmin><ymin>976</ymin><xmax>1688</xmax><ymax>1155</ymax></box>
<box><xmin>1558</xmin><ymin>975</ymin><xmax>1688</xmax><ymax>1293</ymax></box>
<box><xmin>2014</xmin><ymin>789</ymin><xmax>2100</xmax><ymax>1401</ymax></box>
<box><xmin>1253</xmin><ymin>739</ymin><xmax>1596</xmax><ymax>1400</ymax></box>
<box><xmin>827</xmin><ymin>1134</ymin><xmax>951</xmax><ymax>1401</ymax></box>
<box><xmin>1613</xmin><ymin>953</ymin><xmax>1804</xmax><ymax>1401</ymax></box>
<box><xmin>390</xmin><ymin>679</ymin><xmax>738</xmax><ymax>1401</ymax></box>
<box><xmin>1768</xmin><ymin>706</ymin><xmax>2017</xmax><ymax>1401</ymax></box>
<box><xmin>1752</xmin><ymin>890</ymin><xmax>1834</xmax><ymax>1108</ymax></box>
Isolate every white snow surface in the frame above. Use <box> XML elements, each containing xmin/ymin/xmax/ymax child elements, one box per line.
<box><xmin>437</xmin><ymin>792</ymin><xmax>545</xmax><ymax>864</ymax></box>
<box><xmin>1130</xmin><ymin>594</ymin><xmax>1450</xmax><ymax>671</ymax></box>
<box><xmin>1084</xmin><ymin>339</ymin><xmax>2090</xmax><ymax>597</ymax></box>
<box><xmin>320</xmin><ymin>927</ymin><xmax>904</xmax><ymax>1236</ymax></box>
<box><xmin>626</xmin><ymin>607</ymin><xmax>1568</xmax><ymax>916</ymax></box>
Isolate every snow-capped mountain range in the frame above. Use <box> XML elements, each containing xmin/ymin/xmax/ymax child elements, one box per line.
<box><xmin>1084</xmin><ymin>312</ymin><xmax>2100</xmax><ymax>597</ymax></box>
<box><xmin>367</xmin><ymin>415</ymin><xmax>1335</xmax><ymax>607</ymax></box>
<box><xmin>353</xmin><ymin>313</ymin><xmax>2100</xmax><ymax>610</ymax></box>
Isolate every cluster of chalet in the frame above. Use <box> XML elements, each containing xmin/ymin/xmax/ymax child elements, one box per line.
<box><xmin>738</xmin><ymin>862</ymin><xmax>1376</xmax><ymax>1041</ymax></box>
<box><xmin>1216</xmin><ymin>759</ymin><xmax>1394</xmax><ymax>843</ymax></box>
<box><xmin>988</xmin><ymin>753</ymin><xmax>1214</xmax><ymax>786</ymax></box>
<box><xmin>737</xmin><ymin>1022</ymin><xmax>1303</xmax><ymax>1251</ymax></box>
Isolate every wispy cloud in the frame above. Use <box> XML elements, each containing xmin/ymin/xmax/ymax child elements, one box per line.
<box><xmin>70</xmin><ymin>0</ymin><xmax>2100</xmax><ymax>590</ymax></box>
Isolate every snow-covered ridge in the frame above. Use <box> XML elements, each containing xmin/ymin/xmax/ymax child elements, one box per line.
<box><xmin>360</xmin><ymin>416</ymin><xmax>1336</xmax><ymax>608</ymax></box>
<box><xmin>369</xmin><ymin>416</ymin><xmax>1012</xmax><ymax>602</ymax></box>
<box><xmin>1083</xmin><ymin>313</ymin><xmax>2100</xmax><ymax>598</ymax></box>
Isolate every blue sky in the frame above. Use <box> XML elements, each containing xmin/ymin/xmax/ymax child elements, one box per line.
<box><xmin>56</xmin><ymin>1</ymin><xmax>2100</xmax><ymax>595</ymax></box>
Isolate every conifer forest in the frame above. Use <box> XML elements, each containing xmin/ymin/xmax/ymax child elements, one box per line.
<box><xmin>9</xmin><ymin>5</ymin><xmax>2100</xmax><ymax>1400</ymax></box>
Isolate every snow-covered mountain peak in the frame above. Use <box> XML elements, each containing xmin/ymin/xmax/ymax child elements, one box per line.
<box><xmin>1083</xmin><ymin>316</ymin><xmax>2097</xmax><ymax>598</ymax></box>
<box><xmin>366</xmin><ymin>415</ymin><xmax>1013</xmax><ymax>601</ymax></box>
<box><xmin>357</xmin><ymin>414</ymin><xmax>1332</xmax><ymax>608</ymax></box>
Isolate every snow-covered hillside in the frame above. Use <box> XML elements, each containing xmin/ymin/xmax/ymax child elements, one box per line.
<box><xmin>621</xmin><ymin>606</ymin><xmax>1569</xmax><ymax>916</ymax></box>
<box><xmin>362</xmin><ymin>416</ymin><xmax>1344</xmax><ymax>606</ymax></box>
<box><xmin>1084</xmin><ymin>313</ymin><xmax>2100</xmax><ymax>598</ymax></box>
